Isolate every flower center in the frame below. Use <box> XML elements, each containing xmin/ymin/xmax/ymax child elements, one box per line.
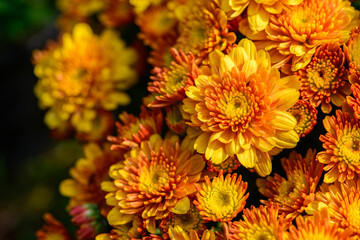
<box><xmin>163</xmin><ymin>66</ymin><xmax>188</xmax><ymax>94</ymax></box>
<box><xmin>307</xmin><ymin>61</ymin><xmax>336</xmax><ymax>90</ymax></box>
<box><xmin>246</xmin><ymin>226</ymin><xmax>277</xmax><ymax>240</ymax></box>
<box><xmin>348</xmin><ymin>202</ymin><xmax>360</xmax><ymax>231</ymax></box>
<box><xmin>338</xmin><ymin>130</ymin><xmax>360</xmax><ymax>164</ymax></box>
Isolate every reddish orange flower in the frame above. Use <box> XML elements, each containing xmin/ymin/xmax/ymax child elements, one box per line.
<box><xmin>318</xmin><ymin>110</ymin><xmax>360</xmax><ymax>183</ymax></box>
<box><xmin>194</xmin><ymin>172</ymin><xmax>248</xmax><ymax>222</ymax></box>
<box><xmin>228</xmin><ymin>203</ymin><xmax>290</xmax><ymax>240</ymax></box>
<box><xmin>289</xmin><ymin>208</ymin><xmax>353</xmax><ymax>240</ymax></box>
<box><xmin>108</xmin><ymin>106</ymin><xmax>163</xmax><ymax>151</ymax></box>
<box><xmin>36</xmin><ymin>213</ymin><xmax>71</xmax><ymax>240</ymax></box>
<box><xmin>306</xmin><ymin>178</ymin><xmax>360</xmax><ymax>237</ymax></box>
<box><xmin>148</xmin><ymin>48</ymin><xmax>199</xmax><ymax>109</ymax></box>
<box><xmin>287</xmin><ymin>99</ymin><xmax>317</xmax><ymax>138</ymax></box>
<box><xmin>240</xmin><ymin>0</ymin><xmax>360</xmax><ymax>71</ymax></box>
<box><xmin>256</xmin><ymin>149</ymin><xmax>323</xmax><ymax>220</ymax></box>
<box><xmin>297</xmin><ymin>43</ymin><xmax>350</xmax><ymax>113</ymax></box>
<box><xmin>102</xmin><ymin>134</ymin><xmax>206</xmax><ymax>233</ymax></box>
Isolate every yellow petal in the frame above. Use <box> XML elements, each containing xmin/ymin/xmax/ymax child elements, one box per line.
<box><xmin>323</xmin><ymin>167</ymin><xmax>339</xmax><ymax>183</ymax></box>
<box><xmin>194</xmin><ymin>132</ymin><xmax>211</xmax><ymax>154</ymax></box>
<box><xmin>269</xmin><ymin>110</ymin><xmax>297</xmax><ymax>131</ymax></box>
<box><xmin>237</xmin><ymin>147</ymin><xmax>257</xmax><ymax>168</ymax></box>
<box><xmin>253</xmin><ymin>151</ymin><xmax>272</xmax><ymax>177</ymax></box>
<box><xmin>272</xmin><ymin>130</ymin><xmax>299</xmax><ymax>149</ymax></box>
<box><xmin>170</xmin><ymin>197</ymin><xmax>190</xmax><ymax>214</ymax></box>
<box><xmin>59</xmin><ymin>179</ymin><xmax>78</xmax><ymax>197</ymax></box>
<box><xmin>248</xmin><ymin>6</ymin><xmax>270</xmax><ymax>32</ymax></box>
<box><xmin>107</xmin><ymin>207</ymin><xmax>133</xmax><ymax>225</ymax></box>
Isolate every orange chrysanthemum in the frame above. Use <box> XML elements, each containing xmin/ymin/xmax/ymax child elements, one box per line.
<box><xmin>219</xmin><ymin>0</ymin><xmax>303</xmax><ymax>31</ymax></box>
<box><xmin>240</xmin><ymin>0</ymin><xmax>360</xmax><ymax>71</ymax></box>
<box><xmin>59</xmin><ymin>143</ymin><xmax>124</xmax><ymax>214</ymax></box>
<box><xmin>108</xmin><ymin>106</ymin><xmax>163</xmax><ymax>151</ymax></box>
<box><xmin>297</xmin><ymin>43</ymin><xmax>350</xmax><ymax>113</ymax></box>
<box><xmin>206</xmin><ymin>156</ymin><xmax>241</xmax><ymax>174</ymax></box>
<box><xmin>228</xmin><ymin>203</ymin><xmax>290</xmax><ymax>240</ymax></box>
<box><xmin>102</xmin><ymin>134</ymin><xmax>206</xmax><ymax>233</ymax></box>
<box><xmin>36</xmin><ymin>213</ymin><xmax>71</xmax><ymax>240</ymax></box>
<box><xmin>305</xmin><ymin>178</ymin><xmax>360</xmax><ymax>237</ymax></box>
<box><xmin>148</xmin><ymin>48</ymin><xmax>199</xmax><ymax>108</ymax></box>
<box><xmin>33</xmin><ymin>23</ymin><xmax>137</xmax><ymax>137</ymax></box>
<box><xmin>289</xmin><ymin>208</ymin><xmax>353</xmax><ymax>240</ymax></box>
<box><xmin>256</xmin><ymin>149</ymin><xmax>323</xmax><ymax>220</ymax></box>
<box><xmin>99</xmin><ymin>0</ymin><xmax>134</xmax><ymax>27</ymax></box>
<box><xmin>194</xmin><ymin>172</ymin><xmax>248</xmax><ymax>222</ymax></box>
<box><xmin>160</xmin><ymin>203</ymin><xmax>205</xmax><ymax>239</ymax></box>
<box><xmin>317</xmin><ymin>110</ymin><xmax>360</xmax><ymax>183</ymax></box>
<box><xmin>182</xmin><ymin>39</ymin><xmax>300</xmax><ymax>176</ymax></box>
<box><xmin>287</xmin><ymin>99</ymin><xmax>317</xmax><ymax>138</ymax></box>
<box><xmin>345</xmin><ymin>26</ymin><xmax>360</xmax><ymax>81</ymax></box>
<box><xmin>174</xmin><ymin>0</ymin><xmax>236</xmax><ymax>64</ymax></box>
<box><xmin>136</xmin><ymin>4</ymin><xmax>178</xmax><ymax>49</ymax></box>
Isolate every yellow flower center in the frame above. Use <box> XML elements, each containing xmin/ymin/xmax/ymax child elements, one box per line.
<box><xmin>170</xmin><ymin>205</ymin><xmax>203</xmax><ymax>232</ymax></box>
<box><xmin>244</xmin><ymin>226</ymin><xmax>278</xmax><ymax>240</ymax></box>
<box><xmin>202</xmin><ymin>186</ymin><xmax>238</xmax><ymax>218</ymax></box>
<box><xmin>338</xmin><ymin>130</ymin><xmax>360</xmax><ymax>164</ymax></box>
<box><xmin>276</xmin><ymin>170</ymin><xmax>307</xmax><ymax>203</ymax></box>
<box><xmin>162</xmin><ymin>65</ymin><xmax>189</xmax><ymax>95</ymax></box>
<box><xmin>348</xmin><ymin>202</ymin><xmax>360</xmax><ymax>231</ymax></box>
<box><xmin>307</xmin><ymin>61</ymin><xmax>336</xmax><ymax>91</ymax></box>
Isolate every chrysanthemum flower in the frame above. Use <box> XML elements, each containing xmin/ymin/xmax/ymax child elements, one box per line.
<box><xmin>289</xmin><ymin>208</ymin><xmax>353</xmax><ymax>240</ymax></box>
<box><xmin>99</xmin><ymin>0</ymin><xmax>134</xmax><ymax>27</ymax></box>
<box><xmin>240</xmin><ymin>0</ymin><xmax>360</xmax><ymax>71</ymax></box>
<box><xmin>33</xmin><ymin>23</ymin><xmax>137</xmax><ymax>137</ymax></box>
<box><xmin>305</xmin><ymin>178</ymin><xmax>360</xmax><ymax>237</ymax></box>
<box><xmin>160</xmin><ymin>203</ymin><xmax>205</xmax><ymax>239</ymax></box>
<box><xmin>36</xmin><ymin>213</ymin><xmax>71</xmax><ymax>240</ymax></box>
<box><xmin>194</xmin><ymin>172</ymin><xmax>248</xmax><ymax>222</ymax></box>
<box><xmin>317</xmin><ymin>110</ymin><xmax>360</xmax><ymax>183</ymax></box>
<box><xmin>345</xmin><ymin>26</ymin><xmax>360</xmax><ymax>81</ymax></box>
<box><xmin>287</xmin><ymin>99</ymin><xmax>317</xmax><ymax>138</ymax></box>
<box><xmin>148</xmin><ymin>48</ymin><xmax>199</xmax><ymax>109</ymax></box>
<box><xmin>256</xmin><ymin>149</ymin><xmax>323</xmax><ymax>220</ymax></box>
<box><xmin>297</xmin><ymin>43</ymin><xmax>350</xmax><ymax>113</ymax></box>
<box><xmin>219</xmin><ymin>0</ymin><xmax>303</xmax><ymax>31</ymax></box>
<box><xmin>136</xmin><ymin>4</ymin><xmax>178</xmax><ymax>49</ymax></box>
<box><xmin>59</xmin><ymin>143</ymin><xmax>124</xmax><ymax>212</ymax></box>
<box><xmin>206</xmin><ymin>156</ymin><xmax>241</xmax><ymax>174</ymax></box>
<box><xmin>182</xmin><ymin>39</ymin><xmax>300</xmax><ymax>176</ymax></box>
<box><xmin>228</xmin><ymin>203</ymin><xmax>290</xmax><ymax>240</ymax></box>
<box><xmin>168</xmin><ymin>226</ymin><xmax>217</xmax><ymax>240</ymax></box>
<box><xmin>102</xmin><ymin>134</ymin><xmax>206</xmax><ymax>233</ymax></box>
<box><xmin>174</xmin><ymin>0</ymin><xmax>236</xmax><ymax>63</ymax></box>
<box><xmin>108</xmin><ymin>106</ymin><xmax>163</xmax><ymax>151</ymax></box>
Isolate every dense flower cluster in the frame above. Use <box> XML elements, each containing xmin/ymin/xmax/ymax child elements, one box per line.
<box><xmin>33</xmin><ymin>0</ymin><xmax>360</xmax><ymax>239</ymax></box>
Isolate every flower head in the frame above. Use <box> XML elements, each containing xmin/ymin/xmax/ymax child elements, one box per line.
<box><xmin>289</xmin><ymin>208</ymin><xmax>353</xmax><ymax>240</ymax></box>
<box><xmin>305</xmin><ymin>178</ymin><xmax>360</xmax><ymax>237</ymax></box>
<box><xmin>287</xmin><ymin>99</ymin><xmax>317</xmax><ymax>138</ymax></box>
<box><xmin>240</xmin><ymin>0</ymin><xmax>360</xmax><ymax>71</ymax></box>
<box><xmin>33</xmin><ymin>23</ymin><xmax>137</xmax><ymax>137</ymax></box>
<box><xmin>99</xmin><ymin>0</ymin><xmax>134</xmax><ymax>27</ymax></box>
<box><xmin>256</xmin><ymin>149</ymin><xmax>323</xmax><ymax>220</ymax></box>
<box><xmin>36</xmin><ymin>213</ymin><xmax>71</xmax><ymax>240</ymax></box>
<box><xmin>228</xmin><ymin>203</ymin><xmax>290</xmax><ymax>240</ymax></box>
<box><xmin>174</xmin><ymin>0</ymin><xmax>236</xmax><ymax>63</ymax></box>
<box><xmin>194</xmin><ymin>172</ymin><xmax>248</xmax><ymax>222</ymax></box>
<box><xmin>59</xmin><ymin>143</ymin><xmax>124</xmax><ymax>212</ymax></box>
<box><xmin>182</xmin><ymin>39</ymin><xmax>300</xmax><ymax>176</ymax></box>
<box><xmin>297</xmin><ymin>43</ymin><xmax>350</xmax><ymax>113</ymax></box>
<box><xmin>148</xmin><ymin>48</ymin><xmax>199</xmax><ymax>108</ymax></box>
<box><xmin>108</xmin><ymin>106</ymin><xmax>163</xmax><ymax>151</ymax></box>
<box><xmin>102</xmin><ymin>134</ymin><xmax>205</xmax><ymax>233</ymax></box>
<box><xmin>318</xmin><ymin>110</ymin><xmax>360</xmax><ymax>183</ymax></box>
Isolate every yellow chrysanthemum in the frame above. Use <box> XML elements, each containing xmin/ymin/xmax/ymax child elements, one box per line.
<box><xmin>256</xmin><ymin>149</ymin><xmax>323</xmax><ymax>220</ymax></box>
<box><xmin>194</xmin><ymin>172</ymin><xmax>248</xmax><ymax>222</ymax></box>
<box><xmin>289</xmin><ymin>208</ymin><xmax>353</xmax><ymax>240</ymax></box>
<box><xmin>228</xmin><ymin>203</ymin><xmax>290</xmax><ymax>240</ymax></box>
<box><xmin>174</xmin><ymin>0</ymin><xmax>236</xmax><ymax>64</ymax></box>
<box><xmin>59</xmin><ymin>143</ymin><xmax>124</xmax><ymax>213</ymax></box>
<box><xmin>33</xmin><ymin>23</ymin><xmax>137</xmax><ymax>136</ymax></box>
<box><xmin>182</xmin><ymin>39</ymin><xmax>300</xmax><ymax>176</ymax></box>
<box><xmin>168</xmin><ymin>226</ymin><xmax>217</xmax><ymax>240</ymax></box>
<box><xmin>297</xmin><ymin>43</ymin><xmax>351</xmax><ymax>113</ymax></box>
<box><xmin>287</xmin><ymin>99</ymin><xmax>317</xmax><ymax>138</ymax></box>
<box><xmin>102</xmin><ymin>134</ymin><xmax>205</xmax><ymax>233</ymax></box>
<box><xmin>305</xmin><ymin>178</ymin><xmax>360</xmax><ymax>237</ymax></box>
<box><xmin>317</xmin><ymin>110</ymin><xmax>360</xmax><ymax>183</ymax></box>
<box><xmin>240</xmin><ymin>0</ymin><xmax>360</xmax><ymax>71</ymax></box>
<box><xmin>219</xmin><ymin>0</ymin><xmax>303</xmax><ymax>31</ymax></box>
